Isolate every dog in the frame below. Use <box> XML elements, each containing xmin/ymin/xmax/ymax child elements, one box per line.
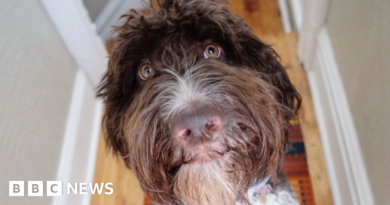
<box><xmin>97</xmin><ymin>0</ymin><xmax>302</xmax><ymax>204</ymax></box>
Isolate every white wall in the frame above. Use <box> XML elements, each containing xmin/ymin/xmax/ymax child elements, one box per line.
<box><xmin>0</xmin><ymin>0</ymin><xmax>77</xmax><ymax>204</ymax></box>
<box><xmin>326</xmin><ymin>0</ymin><xmax>390</xmax><ymax>204</ymax></box>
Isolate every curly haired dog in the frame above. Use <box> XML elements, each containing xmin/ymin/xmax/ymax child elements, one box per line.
<box><xmin>97</xmin><ymin>0</ymin><xmax>301</xmax><ymax>204</ymax></box>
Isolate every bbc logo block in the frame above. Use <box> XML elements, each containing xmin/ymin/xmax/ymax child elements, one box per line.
<box><xmin>47</xmin><ymin>181</ymin><xmax>62</xmax><ymax>196</ymax></box>
<box><xmin>28</xmin><ymin>181</ymin><xmax>43</xmax><ymax>196</ymax></box>
<box><xmin>9</xmin><ymin>181</ymin><xmax>24</xmax><ymax>196</ymax></box>
<box><xmin>9</xmin><ymin>181</ymin><xmax>62</xmax><ymax>196</ymax></box>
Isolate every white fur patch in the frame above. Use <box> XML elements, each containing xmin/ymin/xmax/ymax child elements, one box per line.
<box><xmin>160</xmin><ymin>69</ymin><xmax>210</xmax><ymax>120</ymax></box>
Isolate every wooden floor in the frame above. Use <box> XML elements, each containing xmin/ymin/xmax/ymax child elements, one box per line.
<box><xmin>91</xmin><ymin>1</ymin><xmax>333</xmax><ymax>205</ymax></box>
<box><xmin>90</xmin><ymin>131</ymin><xmax>144</xmax><ymax>205</ymax></box>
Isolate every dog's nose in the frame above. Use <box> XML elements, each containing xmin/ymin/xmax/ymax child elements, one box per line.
<box><xmin>170</xmin><ymin>102</ymin><xmax>223</xmax><ymax>148</ymax></box>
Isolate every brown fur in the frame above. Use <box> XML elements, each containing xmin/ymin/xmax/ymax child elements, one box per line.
<box><xmin>97</xmin><ymin>0</ymin><xmax>301</xmax><ymax>204</ymax></box>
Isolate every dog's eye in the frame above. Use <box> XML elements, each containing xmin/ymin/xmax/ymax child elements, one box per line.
<box><xmin>204</xmin><ymin>44</ymin><xmax>221</xmax><ymax>59</ymax></box>
<box><xmin>139</xmin><ymin>64</ymin><xmax>154</xmax><ymax>80</ymax></box>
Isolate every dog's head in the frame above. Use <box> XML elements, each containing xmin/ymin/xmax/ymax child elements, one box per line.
<box><xmin>97</xmin><ymin>0</ymin><xmax>301</xmax><ymax>204</ymax></box>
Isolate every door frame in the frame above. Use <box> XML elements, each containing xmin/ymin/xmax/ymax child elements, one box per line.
<box><xmin>40</xmin><ymin>0</ymin><xmax>107</xmax><ymax>205</ymax></box>
<box><xmin>287</xmin><ymin>1</ymin><xmax>375</xmax><ymax>205</ymax></box>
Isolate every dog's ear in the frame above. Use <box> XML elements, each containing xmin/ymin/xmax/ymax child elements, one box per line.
<box><xmin>238</xmin><ymin>32</ymin><xmax>301</xmax><ymax>124</ymax></box>
<box><xmin>237</xmin><ymin>32</ymin><xmax>301</xmax><ymax>150</ymax></box>
<box><xmin>96</xmin><ymin>9</ymin><xmax>148</xmax><ymax>163</ymax></box>
<box><xmin>97</xmin><ymin>62</ymin><xmax>132</xmax><ymax>161</ymax></box>
<box><xmin>97</xmin><ymin>36</ymin><xmax>142</xmax><ymax>162</ymax></box>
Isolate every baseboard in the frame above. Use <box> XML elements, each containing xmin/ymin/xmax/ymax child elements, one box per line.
<box><xmin>306</xmin><ymin>28</ymin><xmax>374</xmax><ymax>205</ymax></box>
<box><xmin>51</xmin><ymin>70</ymin><xmax>102</xmax><ymax>205</ymax></box>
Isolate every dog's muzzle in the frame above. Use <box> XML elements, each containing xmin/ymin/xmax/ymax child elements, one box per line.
<box><xmin>169</xmin><ymin>101</ymin><xmax>224</xmax><ymax>149</ymax></box>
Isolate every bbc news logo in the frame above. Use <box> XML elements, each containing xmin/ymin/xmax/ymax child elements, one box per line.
<box><xmin>9</xmin><ymin>181</ymin><xmax>113</xmax><ymax>196</ymax></box>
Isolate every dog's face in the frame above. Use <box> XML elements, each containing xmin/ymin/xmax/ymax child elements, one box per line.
<box><xmin>97</xmin><ymin>0</ymin><xmax>300</xmax><ymax>204</ymax></box>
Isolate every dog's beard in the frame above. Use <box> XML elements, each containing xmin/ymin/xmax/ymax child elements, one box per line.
<box><xmin>174</xmin><ymin>156</ymin><xmax>242</xmax><ymax>205</ymax></box>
